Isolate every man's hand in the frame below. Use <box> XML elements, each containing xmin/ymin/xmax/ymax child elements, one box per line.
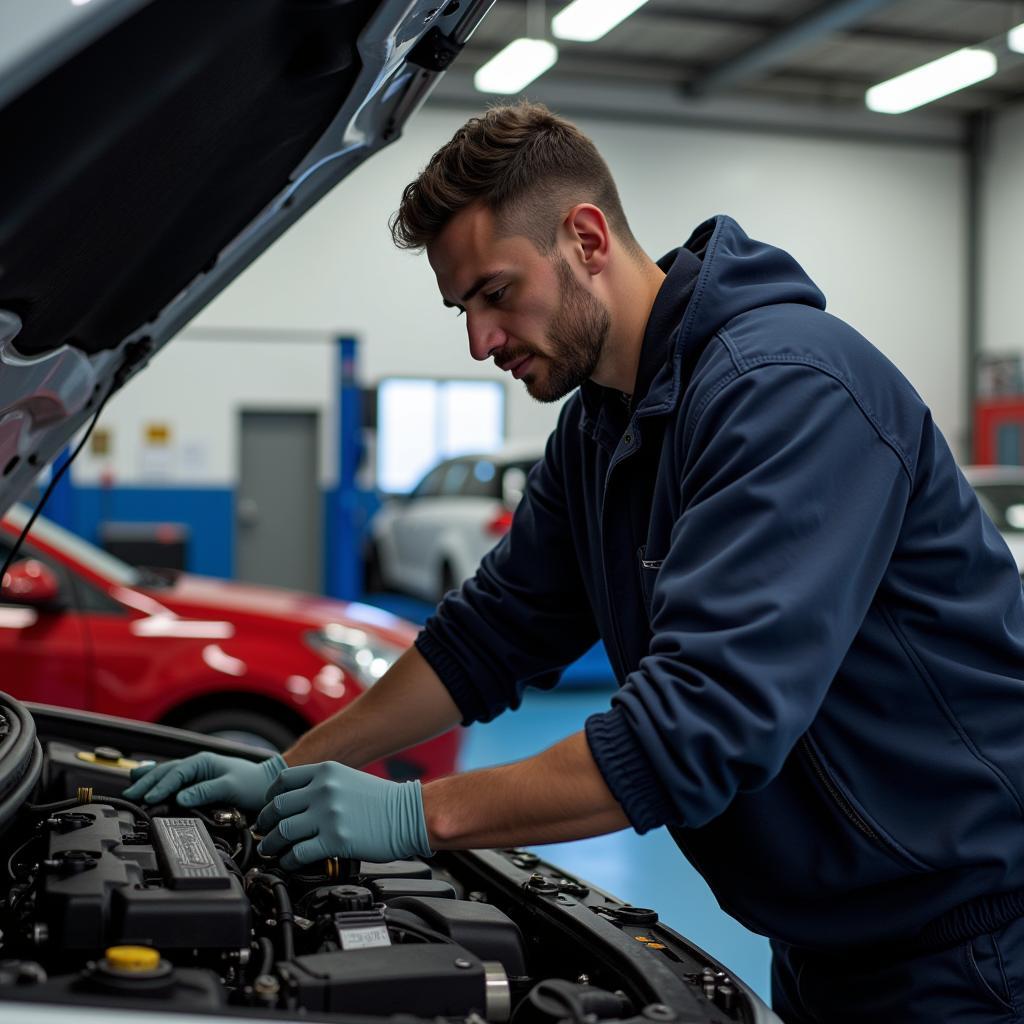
<box><xmin>123</xmin><ymin>752</ymin><xmax>286</xmax><ymax>812</ymax></box>
<box><xmin>255</xmin><ymin>762</ymin><xmax>433</xmax><ymax>870</ymax></box>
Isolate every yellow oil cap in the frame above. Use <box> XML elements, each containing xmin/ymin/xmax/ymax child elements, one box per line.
<box><xmin>76</xmin><ymin>749</ymin><xmax>143</xmax><ymax>771</ymax></box>
<box><xmin>105</xmin><ymin>946</ymin><xmax>160</xmax><ymax>972</ymax></box>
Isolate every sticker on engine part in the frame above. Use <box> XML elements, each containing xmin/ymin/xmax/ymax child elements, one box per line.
<box><xmin>153</xmin><ymin>817</ymin><xmax>230</xmax><ymax>890</ymax></box>
<box><xmin>339</xmin><ymin>925</ymin><xmax>391</xmax><ymax>950</ymax></box>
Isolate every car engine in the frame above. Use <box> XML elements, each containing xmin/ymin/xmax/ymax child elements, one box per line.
<box><xmin>0</xmin><ymin>692</ymin><xmax>778</xmax><ymax>1023</ymax></box>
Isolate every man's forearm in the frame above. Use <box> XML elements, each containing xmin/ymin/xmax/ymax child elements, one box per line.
<box><xmin>422</xmin><ymin>730</ymin><xmax>630</xmax><ymax>849</ymax></box>
<box><xmin>283</xmin><ymin>645</ymin><xmax>462</xmax><ymax>768</ymax></box>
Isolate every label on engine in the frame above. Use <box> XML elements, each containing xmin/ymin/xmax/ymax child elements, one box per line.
<box><xmin>153</xmin><ymin>817</ymin><xmax>230</xmax><ymax>890</ymax></box>
<box><xmin>339</xmin><ymin>924</ymin><xmax>392</xmax><ymax>950</ymax></box>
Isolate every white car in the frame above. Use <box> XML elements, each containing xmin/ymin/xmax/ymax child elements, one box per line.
<box><xmin>963</xmin><ymin>465</ymin><xmax>1024</xmax><ymax>573</ymax></box>
<box><xmin>368</xmin><ymin>445</ymin><xmax>541</xmax><ymax>601</ymax></box>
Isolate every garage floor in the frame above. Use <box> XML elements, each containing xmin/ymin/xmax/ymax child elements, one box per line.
<box><xmin>367</xmin><ymin>594</ymin><xmax>773</xmax><ymax>1001</ymax></box>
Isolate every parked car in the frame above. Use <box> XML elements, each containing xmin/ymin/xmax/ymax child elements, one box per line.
<box><xmin>368</xmin><ymin>445</ymin><xmax>541</xmax><ymax>600</ymax></box>
<box><xmin>0</xmin><ymin>504</ymin><xmax>459</xmax><ymax>777</ymax></box>
<box><xmin>963</xmin><ymin>465</ymin><xmax>1024</xmax><ymax>573</ymax></box>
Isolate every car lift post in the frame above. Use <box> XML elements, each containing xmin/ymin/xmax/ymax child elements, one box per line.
<box><xmin>327</xmin><ymin>335</ymin><xmax>363</xmax><ymax>600</ymax></box>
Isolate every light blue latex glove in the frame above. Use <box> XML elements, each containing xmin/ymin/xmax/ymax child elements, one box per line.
<box><xmin>123</xmin><ymin>752</ymin><xmax>287</xmax><ymax>811</ymax></box>
<box><xmin>255</xmin><ymin>762</ymin><xmax>433</xmax><ymax>870</ymax></box>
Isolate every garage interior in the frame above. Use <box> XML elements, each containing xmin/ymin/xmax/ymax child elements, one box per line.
<box><xmin>5</xmin><ymin>0</ymin><xmax>1024</xmax><ymax>1009</ymax></box>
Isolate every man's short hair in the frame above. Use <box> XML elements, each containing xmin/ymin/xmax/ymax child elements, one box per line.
<box><xmin>389</xmin><ymin>101</ymin><xmax>639</xmax><ymax>255</ymax></box>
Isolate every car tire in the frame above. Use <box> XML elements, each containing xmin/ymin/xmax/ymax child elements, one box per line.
<box><xmin>178</xmin><ymin>708</ymin><xmax>298</xmax><ymax>754</ymax></box>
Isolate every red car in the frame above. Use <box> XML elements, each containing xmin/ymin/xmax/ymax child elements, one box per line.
<box><xmin>0</xmin><ymin>505</ymin><xmax>459</xmax><ymax>781</ymax></box>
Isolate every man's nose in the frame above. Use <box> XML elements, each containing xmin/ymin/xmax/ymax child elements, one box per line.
<box><xmin>467</xmin><ymin>312</ymin><xmax>506</xmax><ymax>362</ymax></box>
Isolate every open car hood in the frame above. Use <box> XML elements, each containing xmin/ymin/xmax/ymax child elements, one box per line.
<box><xmin>0</xmin><ymin>690</ymin><xmax>781</xmax><ymax>1023</ymax></box>
<box><xmin>0</xmin><ymin>0</ymin><xmax>491</xmax><ymax>516</ymax></box>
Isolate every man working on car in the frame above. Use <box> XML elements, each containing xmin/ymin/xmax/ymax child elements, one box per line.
<box><xmin>127</xmin><ymin>102</ymin><xmax>1024</xmax><ymax>1023</ymax></box>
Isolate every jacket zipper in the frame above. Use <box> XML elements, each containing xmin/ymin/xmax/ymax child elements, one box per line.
<box><xmin>800</xmin><ymin>736</ymin><xmax>885</xmax><ymax>846</ymax></box>
<box><xmin>600</xmin><ymin>440</ymin><xmax>638</xmax><ymax>679</ymax></box>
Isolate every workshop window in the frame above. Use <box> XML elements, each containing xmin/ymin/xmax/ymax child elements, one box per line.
<box><xmin>376</xmin><ymin>378</ymin><xmax>504</xmax><ymax>493</ymax></box>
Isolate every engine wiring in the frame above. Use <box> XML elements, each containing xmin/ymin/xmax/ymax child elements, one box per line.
<box><xmin>0</xmin><ymin>337</ymin><xmax>152</xmax><ymax>587</ymax></box>
<box><xmin>0</xmin><ymin>391</ymin><xmax>112</xmax><ymax>586</ymax></box>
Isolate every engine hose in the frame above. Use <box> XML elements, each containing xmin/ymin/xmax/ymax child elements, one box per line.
<box><xmin>6</xmin><ymin>832</ymin><xmax>43</xmax><ymax>880</ymax></box>
<box><xmin>25</xmin><ymin>797</ymin><xmax>78</xmax><ymax>814</ymax></box>
<box><xmin>94</xmin><ymin>795</ymin><xmax>155</xmax><ymax>834</ymax></box>
<box><xmin>270</xmin><ymin>875</ymin><xmax>296</xmax><ymax>963</ymax></box>
<box><xmin>255</xmin><ymin>936</ymin><xmax>275</xmax><ymax>978</ymax></box>
<box><xmin>26</xmin><ymin>794</ymin><xmax>154</xmax><ymax>834</ymax></box>
<box><xmin>235</xmin><ymin>823</ymin><xmax>254</xmax><ymax>871</ymax></box>
<box><xmin>216</xmin><ymin>848</ymin><xmax>244</xmax><ymax>882</ymax></box>
<box><xmin>249</xmin><ymin>872</ymin><xmax>296</xmax><ymax>964</ymax></box>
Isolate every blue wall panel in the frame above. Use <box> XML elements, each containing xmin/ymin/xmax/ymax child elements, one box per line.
<box><xmin>71</xmin><ymin>487</ymin><xmax>235</xmax><ymax>579</ymax></box>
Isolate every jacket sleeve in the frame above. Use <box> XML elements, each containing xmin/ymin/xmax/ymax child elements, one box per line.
<box><xmin>585</xmin><ymin>361</ymin><xmax>912</xmax><ymax>833</ymax></box>
<box><xmin>415</xmin><ymin>403</ymin><xmax>600</xmax><ymax>725</ymax></box>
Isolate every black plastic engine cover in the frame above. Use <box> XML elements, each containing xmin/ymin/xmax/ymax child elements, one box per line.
<box><xmin>386</xmin><ymin>895</ymin><xmax>527</xmax><ymax>976</ymax></box>
<box><xmin>357</xmin><ymin>859</ymin><xmax>433</xmax><ymax>881</ymax></box>
<box><xmin>40</xmin><ymin>806</ymin><xmax>249</xmax><ymax>951</ymax></box>
<box><xmin>369</xmin><ymin>877</ymin><xmax>457</xmax><ymax>900</ymax></box>
<box><xmin>287</xmin><ymin>944</ymin><xmax>487</xmax><ymax>1015</ymax></box>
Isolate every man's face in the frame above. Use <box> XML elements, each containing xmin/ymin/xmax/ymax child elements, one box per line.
<box><xmin>428</xmin><ymin>203</ymin><xmax>610</xmax><ymax>402</ymax></box>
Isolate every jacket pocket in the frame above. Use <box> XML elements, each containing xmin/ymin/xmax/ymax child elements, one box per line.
<box><xmin>964</xmin><ymin>931</ymin><xmax>1016</xmax><ymax>1014</ymax></box>
<box><xmin>800</xmin><ymin>735</ymin><xmax>932</xmax><ymax>872</ymax></box>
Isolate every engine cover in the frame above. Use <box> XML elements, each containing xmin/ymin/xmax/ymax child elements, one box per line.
<box><xmin>39</xmin><ymin>805</ymin><xmax>250</xmax><ymax>952</ymax></box>
<box><xmin>287</xmin><ymin>944</ymin><xmax>492</xmax><ymax>1016</ymax></box>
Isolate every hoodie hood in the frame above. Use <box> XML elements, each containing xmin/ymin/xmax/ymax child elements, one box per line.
<box><xmin>647</xmin><ymin>215</ymin><xmax>827</xmax><ymax>417</ymax></box>
<box><xmin>579</xmin><ymin>216</ymin><xmax>826</xmax><ymax>433</ymax></box>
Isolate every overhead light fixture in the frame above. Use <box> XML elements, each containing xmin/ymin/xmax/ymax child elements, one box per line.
<box><xmin>551</xmin><ymin>0</ymin><xmax>648</xmax><ymax>43</ymax></box>
<box><xmin>1009</xmin><ymin>22</ymin><xmax>1024</xmax><ymax>55</ymax></box>
<box><xmin>866</xmin><ymin>47</ymin><xmax>997</xmax><ymax>114</ymax></box>
<box><xmin>474</xmin><ymin>38</ymin><xmax>558</xmax><ymax>94</ymax></box>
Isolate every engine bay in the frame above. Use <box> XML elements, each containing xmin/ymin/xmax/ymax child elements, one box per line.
<box><xmin>0</xmin><ymin>693</ymin><xmax>774</xmax><ymax>1024</ymax></box>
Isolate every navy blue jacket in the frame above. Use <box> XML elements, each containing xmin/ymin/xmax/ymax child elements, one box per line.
<box><xmin>416</xmin><ymin>215</ymin><xmax>1024</xmax><ymax>950</ymax></box>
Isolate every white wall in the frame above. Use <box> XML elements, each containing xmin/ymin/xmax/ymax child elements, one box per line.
<box><xmin>981</xmin><ymin>99</ymin><xmax>1024</xmax><ymax>356</ymax></box>
<box><xmin>84</xmin><ymin>103</ymin><xmax>970</xmax><ymax>484</ymax></box>
<box><xmin>73</xmin><ymin>334</ymin><xmax>338</xmax><ymax>487</ymax></box>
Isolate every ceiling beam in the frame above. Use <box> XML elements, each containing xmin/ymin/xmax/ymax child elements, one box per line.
<box><xmin>685</xmin><ymin>0</ymin><xmax>904</xmax><ymax>96</ymax></box>
<box><xmin>428</xmin><ymin>67</ymin><xmax>966</xmax><ymax>147</ymax></box>
<box><xmin>492</xmin><ymin>0</ymin><xmax>985</xmax><ymax>49</ymax></box>
<box><xmin>458</xmin><ymin>42</ymin><xmax>1023</xmax><ymax>102</ymax></box>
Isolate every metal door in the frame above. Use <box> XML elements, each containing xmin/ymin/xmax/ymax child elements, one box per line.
<box><xmin>237</xmin><ymin>410</ymin><xmax>321</xmax><ymax>593</ymax></box>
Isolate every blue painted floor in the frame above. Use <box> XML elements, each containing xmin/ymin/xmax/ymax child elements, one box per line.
<box><xmin>367</xmin><ymin>593</ymin><xmax>773</xmax><ymax>1002</ymax></box>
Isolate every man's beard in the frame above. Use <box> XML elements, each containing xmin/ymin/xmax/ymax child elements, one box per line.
<box><xmin>522</xmin><ymin>255</ymin><xmax>611</xmax><ymax>403</ymax></box>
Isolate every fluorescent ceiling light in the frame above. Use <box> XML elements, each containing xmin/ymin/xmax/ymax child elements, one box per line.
<box><xmin>1009</xmin><ymin>23</ymin><xmax>1024</xmax><ymax>55</ymax></box>
<box><xmin>866</xmin><ymin>47</ymin><xmax>997</xmax><ymax>114</ymax></box>
<box><xmin>474</xmin><ymin>38</ymin><xmax>558</xmax><ymax>94</ymax></box>
<box><xmin>552</xmin><ymin>0</ymin><xmax>649</xmax><ymax>43</ymax></box>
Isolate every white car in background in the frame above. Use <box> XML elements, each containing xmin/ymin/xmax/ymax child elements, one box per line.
<box><xmin>368</xmin><ymin>444</ymin><xmax>541</xmax><ymax>601</ymax></box>
<box><xmin>963</xmin><ymin>465</ymin><xmax>1024</xmax><ymax>574</ymax></box>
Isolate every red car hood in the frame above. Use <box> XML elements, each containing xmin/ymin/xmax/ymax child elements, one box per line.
<box><xmin>141</xmin><ymin>573</ymin><xmax>417</xmax><ymax>644</ymax></box>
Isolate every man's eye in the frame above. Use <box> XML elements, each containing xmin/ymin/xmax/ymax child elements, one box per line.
<box><xmin>485</xmin><ymin>287</ymin><xmax>507</xmax><ymax>304</ymax></box>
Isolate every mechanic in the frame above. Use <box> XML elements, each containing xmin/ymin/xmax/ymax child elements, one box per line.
<box><xmin>126</xmin><ymin>103</ymin><xmax>1024</xmax><ymax>1023</ymax></box>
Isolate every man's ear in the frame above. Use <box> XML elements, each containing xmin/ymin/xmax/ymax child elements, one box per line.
<box><xmin>563</xmin><ymin>204</ymin><xmax>610</xmax><ymax>277</ymax></box>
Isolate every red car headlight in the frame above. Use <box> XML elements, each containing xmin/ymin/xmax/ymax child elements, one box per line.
<box><xmin>304</xmin><ymin>624</ymin><xmax>405</xmax><ymax>689</ymax></box>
